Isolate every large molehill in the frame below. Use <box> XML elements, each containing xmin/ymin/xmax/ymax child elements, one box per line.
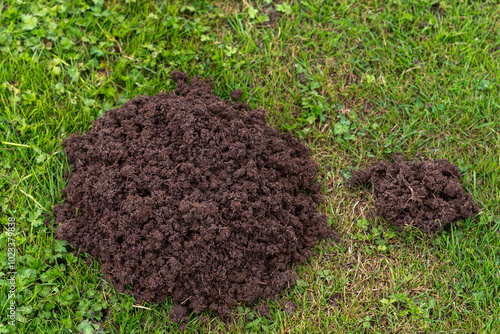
<box><xmin>53</xmin><ymin>73</ymin><xmax>338</xmax><ymax>319</ymax></box>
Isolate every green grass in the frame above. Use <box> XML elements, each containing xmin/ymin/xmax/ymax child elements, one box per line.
<box><xmin>1</xmin><ymin>0</ymin><xmax>499</xmax><ymax>332</ymax></box>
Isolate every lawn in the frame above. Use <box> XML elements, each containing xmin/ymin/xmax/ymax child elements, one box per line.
<box><xmin>1</xmin><ymin>0</ymin><xmax>499</xmax><ymax>333</ymax></box>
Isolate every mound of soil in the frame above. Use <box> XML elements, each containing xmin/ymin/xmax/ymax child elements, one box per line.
<box><xmin>350</xmin><ymin>154</ymin><xmax>478</xmax><ymax>232</ymax></box>
<box><xmin>53</xmin><ymin>72</ymin><xmax>338</xmax><ymax>318</ymax></box>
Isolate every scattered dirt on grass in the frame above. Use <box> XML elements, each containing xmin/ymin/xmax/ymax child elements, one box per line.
<box><xmin>257</xmin><ymin>304</ymin><xmax>270</xmax><ymax>317</ymax></box>
<box><xmin>363</xmin><ymin>102</ymin><xmax>374</xmax><ymax>116</ymax></box>
<box><xmin>328</xmin><ymin>293</ymin><xmax>342</xmax><ymax>306</ymax></box>
<box><xmin>262</xmin><ymin>4</ymin><xmax>280</xmax><ymax>27</ymax></box>
<box><xmin>297</xmin><ymin>73</ymin><xmax>308</xmax><ymax>85</ymax></box>
<box><xmin>350</xmin><ymin>153</ymin><xmax>478</xmax><ymax>232</ymax></box>
<box><xmin>431</xmin><ymin>2</ymin><xmax>447</xmax><ymax>16</ymax></box>
<box><xmin>419</xmin><ymin>21</ymin><xmax>429</xmax><ymax>29</ymax></box>
<box><xmin>169</xmin><ymin>305</ymin><xmax>188</xmax><ymax>324</ymax></box>
<box><xmin>53</xmin><ymin>72</ymin><xmax>338</xmax><ymax>319</ymax></box>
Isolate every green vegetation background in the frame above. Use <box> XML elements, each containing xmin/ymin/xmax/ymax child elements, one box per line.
<box><xmin>1</xmin><ymin>0</ymin><xmax>499</xmax><ymax>333</ymax></box>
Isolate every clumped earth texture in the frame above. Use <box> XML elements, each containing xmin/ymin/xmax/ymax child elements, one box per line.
<box><xmin>53</xmin><ymin>72</ymin><xmax>338</xmax><ymax>320</ymax></box>
<box><xmin>350</xmin><ymin>153</ymin><xmax>479</xmax><ymax>232</ymax></box>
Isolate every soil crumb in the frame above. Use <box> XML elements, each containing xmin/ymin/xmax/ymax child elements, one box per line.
<box><xmin>169</xmin><ymin>305</ymin><xmax>188</xmax><ymax>324</ymax></box>
<box><xmin>350</xmin><ymin>153</ymin><xmax>478</xmax><ymax>232</ymax></box>
<box><xmin>53</xmin><ymin>72</ymin><xmax>337</xmax><ymax>319</ymax></box>
<box><xmin>230</xmin><ymin>89</ymin><xmax>242</xmax><ymax>101</ymax></box>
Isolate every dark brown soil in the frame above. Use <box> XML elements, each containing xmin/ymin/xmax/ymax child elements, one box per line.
<box><xmin>350</xmin><ymin>153</ymin><xmax>478</xmax><ymax>232</ymax></box>
<box><xmin>53</xmin><ymin>72</ymin><xmax>338</xmax><ymax>319</ymax></box>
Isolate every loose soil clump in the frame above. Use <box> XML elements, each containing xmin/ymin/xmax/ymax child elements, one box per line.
<box><xmin>350</xmin><ymin>153</ymin><xmax>478</xmax><ymax>232</ymax></box>
<box><xmin>53</xmin><ymin>72</ymin><xmax>338</xmax><ymax>319</ymax></box>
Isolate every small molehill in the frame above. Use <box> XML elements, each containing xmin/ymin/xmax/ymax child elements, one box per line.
<box><xmin>350</xmin><ymin>153</ymin><xmax>478</xmax><ymax>232</ymax></box>
<box><xmin>53</xmin><ymin>72</ymin><xmax>338</xmax><ymax>319</ymax></box>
